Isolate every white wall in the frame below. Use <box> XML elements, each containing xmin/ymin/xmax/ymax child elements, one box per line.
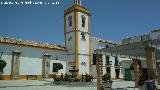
<box><xmin>78</xmin><ymin>55</ymin><xmax>89</xmax><ymax>74</ymax></box>
<box><xmin>77</xmin><ymin>12</ymin><xmax>90</xmax><ymax>75</ymax></box>
<box><xmin>90</xmin><ymin>38</ymin><xmax>97</xmax><ymax>51</ymax></box>
<box><xmin>150</xmin><ymin>31</ymin><xmax>160</xmax><ymax>40</ymax></box>
<box><xmin>50</xmin><ymin>60</ymin><xmax>66</xmax><ymax>75</ymax></box>
<box><xmin>78</xmin><ymin>12</ymin><xmax>88</xmax><ymax>32</ymax></box>
<box><xmin>1</xmin><ymin>55</ymin><xmax>12</xmax><ymax>75</ymax></box>
<box><xmin>0</xmin><ymin>44</ymin><xmax>67</xmax><ymax>75</ymax></box>
<box><xmin>66</xmin><ymin>55</ymin><xmax>75</xmax><ymax>74</ymax></box>
<box><xmin>65</xmin><ymin>12</ymin><xmax>75</xmax><ymax>54</ymax></box>
<box><xmin>78</xmin><ymin>32</ymin><xmax>89</xmax><ymax>54</ymax></box>
<box><xmin>66</xmin><ymin>12</ymin><xmax>74</xmax><ymax>32</ymax></box>
<box><xmin>65</xmin><ymin>31</ymin><xmax>75</xmax><ymax>54</ymax></box>
<box><xmin>20</xmin><ymin>57</ymin><xmax>42</xmax><ymax>75</ymax></box>
<box><xmin>91</xmin><ymin>37</ymin><xmax>108</xmax><ymax>51</ymax></box>
<box><xmin>78</xmin><ymin>30</ymin><xmax>90</xmax><ymax>74</ymax></box>
<box><xmin>65</xmin><ymin>12</ymin><xmax>76</xmax><ymax>74</ymax></box>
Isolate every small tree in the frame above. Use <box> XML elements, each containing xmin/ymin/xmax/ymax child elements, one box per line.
<box><xmin>0</xmin><ymin>60</ymin><xmax>7</xmax><ymax>80</ymax></box>
<box><xmin>0</xmin><ymin>60</ymin><xmax>7</xmax><ymax>72</ymax></box>
<box><xmin>102</xmin><ymin>73</ymin><xmax>111</xmax><ymax>83</ymax></box>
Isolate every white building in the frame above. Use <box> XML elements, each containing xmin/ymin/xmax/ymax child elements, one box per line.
<box><xmin>0</xmin><ymin>0</ymin><xmax>132</xmax><ymax>80</ymax></box>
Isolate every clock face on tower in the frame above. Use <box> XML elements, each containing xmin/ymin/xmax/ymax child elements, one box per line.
<box><xmin>81</xmin><ymin>32</ymin><xmax>86</xmax><ymax>41</ymax></box>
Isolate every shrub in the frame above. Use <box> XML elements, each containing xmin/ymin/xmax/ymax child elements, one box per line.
<box><xmin>0</xmin><ymin>60</ymin><xmax>7</xmax><ymax>72</ymax></box>
<box><xmin>102</xmin><ymin>73</ymin><xmax>111</xmax><ymax>83</ymax></box>
<box><xmin>54</xmin><ymin>76</ymin><xmax>61</xmax><ymax>82</ymax></box>
<box><xmin>63</xmin><ymin>73</ymin><xmax>68</xmax><ymax>81</ymax></box>
<box><xmin>74</xmin><ymin>77</ymin><xmax>80</xmax><ymax>82</ymax></box>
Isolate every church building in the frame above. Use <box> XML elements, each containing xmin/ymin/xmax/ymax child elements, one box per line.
<box><xmin>0</xmin><ymin>0</ymin><xmax>128</xmax><ymax>80</ymax></box>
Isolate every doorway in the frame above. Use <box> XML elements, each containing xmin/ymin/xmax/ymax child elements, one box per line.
<box><xmin>125</xmin><ymin>68</ymin><xmax>132</xmax><ymax>81</ymax></box>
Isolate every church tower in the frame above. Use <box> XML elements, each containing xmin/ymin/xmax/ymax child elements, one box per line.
<box><xmin>64</xmin><ymin>0</ymin><xmax>91</xmax><ymax>76</ymax></box>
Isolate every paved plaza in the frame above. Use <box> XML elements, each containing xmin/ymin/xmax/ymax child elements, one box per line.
<box><xmin>0</xmin><ymin>80</ymin><xmax>95</xmax><ymax>90</ymax></box>
<box><xmin>0</xmin><ymin>80</ymin><xmax>145</xmax><ymax>90</ymax></box>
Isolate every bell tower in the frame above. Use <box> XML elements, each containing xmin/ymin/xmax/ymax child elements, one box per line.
<box><xmin>64</xmin><ymin>0</ymin><xmax>91</xmax><ymax>76</ymax></box>
<box><xmin>73</xmin><ymin>0</ymin><xmax>81</xmax><ymax>6</ymax></box>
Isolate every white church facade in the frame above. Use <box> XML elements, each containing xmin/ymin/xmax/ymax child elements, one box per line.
<box><xmin>0</xmin><ymin>1</ymin><xmax>133</xmax><ymax>80</ymax></box>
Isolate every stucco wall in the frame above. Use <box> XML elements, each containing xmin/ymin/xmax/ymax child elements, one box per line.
<box><xmin>20</xmin><ymin>57</ymin><xmax>42</xmax><ymax>75</ymax></box>
<box><xmin>1</xmin><ymin>55</ymin><xmax>12</xmax><ymax>75</ymax></box>
<box><xmin>0</xmin><ymin>44</ymin><xmax>67</xmax><ymax>75</ymax></box>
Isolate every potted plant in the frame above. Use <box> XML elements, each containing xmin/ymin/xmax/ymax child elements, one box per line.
<box><xmin>102</xmin><ymin>73</ymin><xmax>113</xmax><ymax>90</ymax></box>
<box><xmin>0</xmin><ymin>59</ymin><xmax>7</xmax><ymax>80</ymax></box>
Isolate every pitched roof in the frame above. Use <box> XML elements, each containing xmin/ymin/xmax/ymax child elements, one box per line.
<box><xmin>0</xmin><ymin>37</ymin><xmax>66</xmax><ymax>51</ymax></box>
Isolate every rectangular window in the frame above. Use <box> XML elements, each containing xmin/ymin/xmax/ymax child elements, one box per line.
<box><xmin>92</xmin><ymin>54</ymin><xmax>96</xmax><ymax>65</ymax></box>
<box><xmin>52</xmin><ymin>63</ymin><xmax>58</xmax><ymax>72</ymax></box>
<box><xmin>114</xmin><ymin>57</ymin><xmax>119</xmax><ymax>66</ymax></box>
<box><xmin>68</xmin><ymin>16</ymin><xmax>72</xmax><ymax>27</ymax></box>
<box><xmin>52</xmin><ymin>63</ymin><xmax>63</xmax><ymax>72</ymax></box>
<box><xmin>106</xmin><ymin>56</ymin><xmax>110</xmax><ymax>65</ymax></box>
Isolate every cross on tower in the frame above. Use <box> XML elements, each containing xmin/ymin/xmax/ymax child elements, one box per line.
<box><xmin>74</xmin><ymin>0</ymin><xmax>81</xmax><ymax>6</ymax></box>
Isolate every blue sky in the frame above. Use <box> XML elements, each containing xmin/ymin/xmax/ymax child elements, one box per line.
<box><xmin>0</xmin><ymin>0</ymin><xmax>160</xmax><ymax>45</ymax></box>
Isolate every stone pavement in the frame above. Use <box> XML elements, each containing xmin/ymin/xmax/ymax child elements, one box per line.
<box><xmin>0</xmin><ymin>79</ymin><xmax>145</xmax><ymax>90</ymax></box>
<box><xmin>0</xmin><ymin>80</ymin><xmax>96</xmax><ymax>90</ymax></box>
<box><xmin>111</xmin><ymin>80</ymin><xmax>145</xmax><ymax>90</ymax></box>
<box><xmin>112</xmin><ymin>80</ymin><xmax>135</xmax><ymax>89</ymax></box>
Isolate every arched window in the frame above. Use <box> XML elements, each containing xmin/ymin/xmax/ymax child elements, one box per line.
<box><xmin>81</xmin><ymin>15</ymin><xmax>86</xmax><ymax>27</ymax></box>
<box><xmin>68</xmin><ymin>16</ymin><xmax>72</xmax><ymax>27</ymax></box>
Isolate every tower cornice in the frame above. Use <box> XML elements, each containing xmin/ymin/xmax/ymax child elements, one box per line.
<box><xmin>64</xmin><ymin>5</ymin><xmax>91</xmax><ymax>16</ymax></box>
